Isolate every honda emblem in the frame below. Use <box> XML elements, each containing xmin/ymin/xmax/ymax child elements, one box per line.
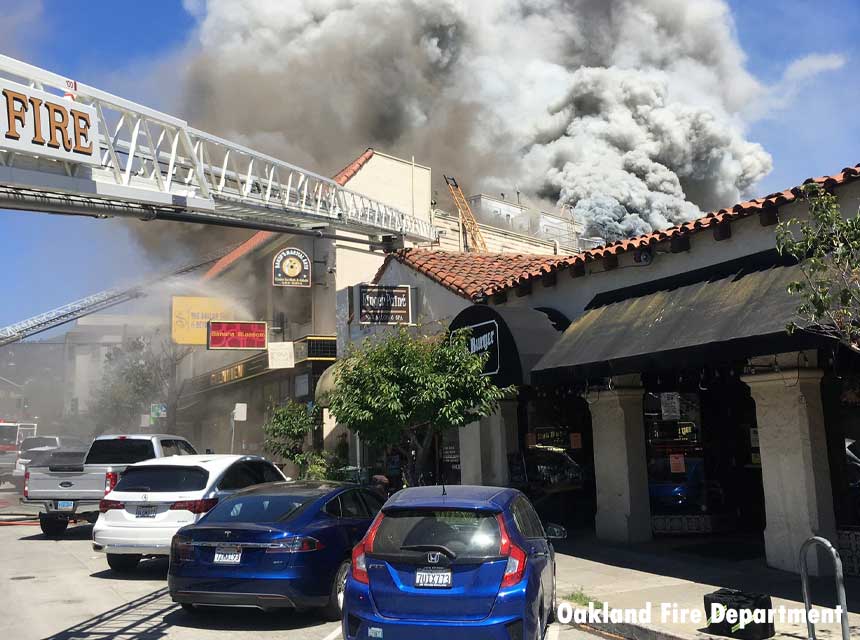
<box><xmin>427</xmin><ymin>552</ymin><xmax>441</xmax><ymax>564</ymax></box>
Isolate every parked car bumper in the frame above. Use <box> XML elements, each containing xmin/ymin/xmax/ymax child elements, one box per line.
<box><xmin>168</xmin><ymin>574</ymin><xmax>329</xmax><ymax>610</ymax></box>
<box><xmin>343</xmin><ymin>577</ymin><xmax>531</xmax><ymax>640</ymax></box>
<box><xmin>92</xmin><ymin>522</ymin><xmax>178</xmax><ymax>556</ymax></box>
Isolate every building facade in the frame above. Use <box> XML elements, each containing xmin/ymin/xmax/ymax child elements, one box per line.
<box><xmin>371</xmin><ymin>163</ymin><xmax>860</xmax><ymax>576</ymax></box>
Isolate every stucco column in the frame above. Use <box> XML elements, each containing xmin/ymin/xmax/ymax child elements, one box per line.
<box><xmin>742</xmin><ymin>369</ymin><xmax>836</xmax><ymax>575</ymax></box>
<box><xmin>480</xmin><ymin>411</ymin><xmax>509</xmax><ymax>486</ymax></box>
<box><xmin>590</xmin><ymin>386</ymin><xmax>652</xmax><ymax>543</ymax></box>
<box><xmin>459</xmin><ymin>421</ymin><xmax>483</xmax><ymax>485</ymax></box>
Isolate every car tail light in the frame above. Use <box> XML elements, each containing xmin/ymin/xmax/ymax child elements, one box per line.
<box><xmin>171</xmin><ymin>535</ymin><xmax>193</xmax><ymax>562</ymax></box>
<box><xmin>99</xmin><ymin>499</ymin><xmax>125</xmax><ymax>513</ymax></box>
<box><xmin>497</xmin><ymin>513</ymin><xmax>527</xmax><ymax>588</ymax></box>
<box><xmin>23</xmin><ymin>471</ymin><xmax>29</xmax><ymax>498</ymax></box>
<box><xmin>351</xmin><ymin>512</ymin><xmax>384</xmax><ymax>584</ymax></box>
<box><xmin>266</xmin><ymin>536</ymin><xmax>325</xmax><ymax>553</ymax></box>
<box><xmin>169</xmin><ymin>498</ymin><xmax>218</xmax><ymax>514</ymax></box>
<box><xmin>104</xmin><ymin>471</ymin><xmax>118</xmax><ymax>496</ymax></box>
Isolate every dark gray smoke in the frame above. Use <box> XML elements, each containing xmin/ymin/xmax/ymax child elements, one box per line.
<box><xmin>173</xmin><ymin>0</ymin><xmax>842</xmax><ymax>244</ymax></box>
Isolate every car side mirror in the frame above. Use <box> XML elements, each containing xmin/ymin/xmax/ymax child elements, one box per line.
<box><xmin>544</xmin><ymin>522</ymin><xmax>567</xmax><ymax>540</ymax></box>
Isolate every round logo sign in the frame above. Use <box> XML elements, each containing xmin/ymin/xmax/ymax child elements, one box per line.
<box><xmin>273</xmin><ymin>247</ymin><xmax>311</xmax><ymax>287</ymax></box>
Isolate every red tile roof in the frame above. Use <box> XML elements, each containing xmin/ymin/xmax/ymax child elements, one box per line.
<box><xmin>203</xmin><ymin>149</ymin><xmax>376</xmax><ymax>281</ymax></box>
<box><xmin>375</xmin><ymin>249</ymin><xmax>568</xmax><ymax>300</ymax></box>
<box><xmin>380</xmin><ymin>163</ymin><xmax>860</xmax><ymax>301</ymax></box>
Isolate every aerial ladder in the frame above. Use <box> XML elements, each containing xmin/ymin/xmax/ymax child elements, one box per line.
<box><xmin>0</xmin><ymin>55</ymin><xmax>437</xmax><ymax>243</ymax></box>
<box><xmin>0</xmin><ymin>245</ymin><xmax>240</xmax><ymax>347</ymax></box>
<box><xmin>444</xmin><ymin>175</ymin><xmax>487</xmax><ymax>252</ymax></box>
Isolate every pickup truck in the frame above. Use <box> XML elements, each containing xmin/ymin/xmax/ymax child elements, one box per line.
<box><xmin>24</xmin><ymin>434</ymin><xmax>197</xmax><ymax>537</ymax></box>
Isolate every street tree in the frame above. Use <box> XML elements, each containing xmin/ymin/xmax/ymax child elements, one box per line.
<box><xmin>262</xmin><ymin>401</ymin><xmax>329</xmax><ymax>479</ymax></box>
<box><xmin>777</xmin><ymin>183</ymin><xmax>860</xmax><ymax>352</ymax></box>
<box><xmin>325</xmin><ymin>326</ymin><xmax>512</xmax><ymax>485</ymax></box>
<box><xmin>90</xmin><ymin>337</ymin><xmax>171</xmax><ymax>435</ymax></box>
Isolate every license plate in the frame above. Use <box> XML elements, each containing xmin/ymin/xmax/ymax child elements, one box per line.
<box><xmin>135</xmin><ymin>505</ymin><xmax>157</xmax><ymax>519</ymax></box>
<box><xmin>214</xmin><ymin>546</ymin><xmax>242</xmax><ymax>564</ymax></box>
<box><xmin>57</xmin><ymin>500</ymin><xmax>74</xmax><ymax>511</ymax></box>
<box><xmin>415</xmin><ymin>567</ymin><xmax>452</xmax><ymax>588</ymax></box>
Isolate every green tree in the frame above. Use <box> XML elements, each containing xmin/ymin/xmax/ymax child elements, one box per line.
<box><xmin>90</xmin><ymin>338</ymin><xmax>170</xmax><ymax>435</ymax></box>
<box><xmin>262</xmin><ymin>401</ymin><xmax>329</xmax><ymax>479</ymax></box>
<box><xmin>325</xmin><ymin>326</ymin><xmax>512</xmax><ymax>485</ymax></box>
<box><xmin>777</xmin><ymin>183</ymin><xmax>860</xmax><ymax>352</ymax></box>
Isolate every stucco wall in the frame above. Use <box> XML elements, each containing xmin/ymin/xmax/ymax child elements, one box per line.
<box><xmin>499</xmin><ymin>180</ymin><xmax>860</xmax><ymax>322</ymax></box>
<box><xmin>344</xmin><ymin>152</ymin><xmax>432</xmax><ymax>223</ymax></box>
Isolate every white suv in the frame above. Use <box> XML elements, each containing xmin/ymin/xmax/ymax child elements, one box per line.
<box><xmin>92</xmin><ymin>454</ymin><xmax>285</xmax><ymax>572</ymax></box>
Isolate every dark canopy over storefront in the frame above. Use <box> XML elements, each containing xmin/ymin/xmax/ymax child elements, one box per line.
<box><xmin>450</xmin><ymin>305</ymin><xmax>564</xmax><ymax>387</ymax></box>
<box><xmin>532</xmin><ymin>257</ymin><xmax>826</xmax><ymax>381</ymax></box>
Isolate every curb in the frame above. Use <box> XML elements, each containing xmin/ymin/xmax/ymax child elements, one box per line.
<box><xmin>573</xmin><ymin>621</ymin><xmax>690</xmax><ymax>640</ymax></box>
<box><xmin>567</xmin><ymin>604</ymin><xmax>694</xmax><ymax>640</ymax></box>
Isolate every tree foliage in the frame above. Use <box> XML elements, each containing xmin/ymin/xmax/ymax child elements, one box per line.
<box><xmin>325</xmin><ymin>326</ymin><xmax>512</xmax><ymax>483</ymax></box>
<box><xmin>777</xmin><ymin>184</ymin><xmax>860</xmax><ymax>352</ymax></box>
<box><xmin>262</xmin><ymin>401</ymin><xmax>329</xmax><ymax>479</ymax></box>
<box><xmin>90</xmin><ymin>338</ymin><xmax>171</xmax><ymax>435</ymax></box>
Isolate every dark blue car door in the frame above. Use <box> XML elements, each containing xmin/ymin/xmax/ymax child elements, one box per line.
<box><xmin>330</xmin><ymin>489</ymin><xmax>374</xmax><ymax>546</ymax></box>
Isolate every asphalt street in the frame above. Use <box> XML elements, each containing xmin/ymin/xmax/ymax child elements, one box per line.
<box><xmin>0</xmin><ymin>487</ymin><xmax>594</xmax><ymax>640</ymax></box>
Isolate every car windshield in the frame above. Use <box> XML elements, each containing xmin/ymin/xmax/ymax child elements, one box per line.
<box><xmin>204</xmin><ymin>494</ymin><xmax>312</xmax><ymax>523</ymax></box>
<box><xmin>374</xmin><ymin>509</ymin><xmax>501</xmax><ymax>559</ymax></box>
<box><xmin>21</xmin><ymin>437</ymin><xmax>57</xmax><ymax>451</ymax></box>
<box><xmin>0</xmin><ymin>425</ymin><xmax>17</xmax><ymax>446</ymax></box>
<box><xmin>85</xmin><ymin>439</ymin><xmax>155</xmax><ymax>465</ymax></box>
<box><xmin>114</xmin><ymin>466</ymin><xmax>208</xmax><ymax>492</ymax></box>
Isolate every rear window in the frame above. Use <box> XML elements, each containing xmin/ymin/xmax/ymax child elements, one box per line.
<box><xmin>114</xmin><ymin>466</ymin><xmax>208</xmax><ymax>492</ymax></box>
<box><xmin>22</xmin><ymin>437</ymin><xmax>58</xmax><ymax>451</ymax></box>
<box><xmin>204</xmin><ymin>494</ymin><xmax>311</xmax><ymax>524</ymax></box>
<box><xmin>85</xmin><ymin>439</ymin><xmax>155</xmax><ymax>465</ymax></box>
<box><xmin>374</xmin><ymin>510</ymin><xmax>501</xmax><ymax>559</ymax></box>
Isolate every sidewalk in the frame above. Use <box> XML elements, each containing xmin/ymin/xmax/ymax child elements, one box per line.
<box><xmin>553</xmin><ymin>532</ymin><xmax>858</xmax><ymax>640</ymax></box>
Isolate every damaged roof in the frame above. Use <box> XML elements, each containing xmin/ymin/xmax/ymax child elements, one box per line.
<box><xmin>378</xmin><ymin>162</ymin><xmax>860</xmax><ymax>301</ymax></box>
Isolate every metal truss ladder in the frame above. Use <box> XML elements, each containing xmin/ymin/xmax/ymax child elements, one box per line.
<box><xmin>0</xmin><ymin>55</ymin><xmax>437</xmax><ymax>242</ymax></box>
<box><xmin>444</xmin><ymin>175</ymin><xmax>487</xmax><ymax>252</ymax></box>
<box><xmin>0</xmin><ymin>246</ymin><xmax>237</xmax><ymax>347</ymax></box>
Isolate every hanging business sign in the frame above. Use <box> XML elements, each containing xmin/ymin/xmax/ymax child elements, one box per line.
<box><xmin>464</xmin><ymin>320</ymin><xmax>500</xmax><ymax>376</ymax></box>
<box><xmin>0</xmin><ymin>79</ymin><xmax>100</xmax><ymax>165</ymax></box>
<box><xmin>207</xmin><ymin>321</ymin><xmax>268</xmax><ymax>350</ymax></box>
<box><xmin>358</xmin><ymin>285</ymin><xmax>412</xmax><ymax>324</ymax></box>
<box><xmin>171</xmin><ymin>296</ymin><xmax>233</xmax><ymax>345</ymax></box>
<box><xmin>273</xmin><ymin>247</ymin><xmax>311</xmax><ymax>287</ymax></box>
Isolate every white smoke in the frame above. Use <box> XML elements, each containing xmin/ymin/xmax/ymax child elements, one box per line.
<box><xmin>178</xmin><ymin>0</ymin><xmax>843</xmax><ymax>243</ymax></box>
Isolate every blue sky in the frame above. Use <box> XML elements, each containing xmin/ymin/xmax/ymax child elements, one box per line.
<box><xmin>1</xmin><ymin>0</ymin><xmax>858</xmax><ymax>329</ymax></box>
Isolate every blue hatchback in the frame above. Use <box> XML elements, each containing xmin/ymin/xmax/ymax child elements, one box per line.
<box><xmin>168</xmin><ymin>481</ymin><xmax>384</xmax><ymax>619</ymax></box>
<box><xmin>343</xmin><ymin>485</ymin><xmax>566</xmax><ymax>640</ymax></box>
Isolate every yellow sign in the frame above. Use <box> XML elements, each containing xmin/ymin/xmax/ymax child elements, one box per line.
<box><xmin>171</xmin><ymin>296</ymin><xmax>232</xmax><ymax>345</ymax></box>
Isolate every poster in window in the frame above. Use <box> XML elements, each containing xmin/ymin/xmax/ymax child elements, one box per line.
<box><xmin>660</xmin><ymin>392</ymin><xmax>681</xmax><ymax>420</ymax></box>
<box><xmin>750</xmin><ymin>428</ymin><xmax>760</xmax><ymax>449</ymax></box>
<box><xmin>669</xmin><ymin>453</ymin><xmax>686</xmax><ymax>474</ymax></box>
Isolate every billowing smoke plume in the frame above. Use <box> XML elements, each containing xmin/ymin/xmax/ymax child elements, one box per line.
<box><xmin>173</xmin><ymin>0</ymin><xmax>840</xmax><ymax>244</ymax></box>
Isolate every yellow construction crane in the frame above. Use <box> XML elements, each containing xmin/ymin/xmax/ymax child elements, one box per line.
<box><xmin>444</xmin><ymin>175</ymin><xmax>488</xmax><ymax>252</ymax></box>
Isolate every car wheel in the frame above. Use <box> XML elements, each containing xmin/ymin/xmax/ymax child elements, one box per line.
<box><xmin>322</xmin><ymin>560</ymin><xmax>351</xmax><ymax>621</ymax></box>
<box><xmin>180</xmin><ymin>603</ymin><xmax>198</xmax><ymax>614</ymax></box>
<box><xmin>547</xmin><ymin>572</ymin><xmax>557</xmax><ymax>623</ymax></box>
<box><xmin>39</xmin><ymin>514</ymin><xmax>68</xmax><ymax>538</ymax></box>
<box><xmin>107</xmin><ymin>553</ymin><xmax>141</xmax><ymax>573</ymax></box>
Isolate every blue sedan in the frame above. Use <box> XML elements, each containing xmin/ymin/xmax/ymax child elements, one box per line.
<box><xmin>168</xmin><ymin>481</ymin><xmax>384</xmax><ymax>619</ymax></box>
<box><xmin>343</xmin><ymin>485</ymin><xmax>566</xmax><ymax>640</ymax></box>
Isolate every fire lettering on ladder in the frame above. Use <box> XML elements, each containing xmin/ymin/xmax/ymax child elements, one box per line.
<box><xmin>1</xmin><ymin>87</ymin><xmax>93</xmax><ymax>156</ymax></box>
